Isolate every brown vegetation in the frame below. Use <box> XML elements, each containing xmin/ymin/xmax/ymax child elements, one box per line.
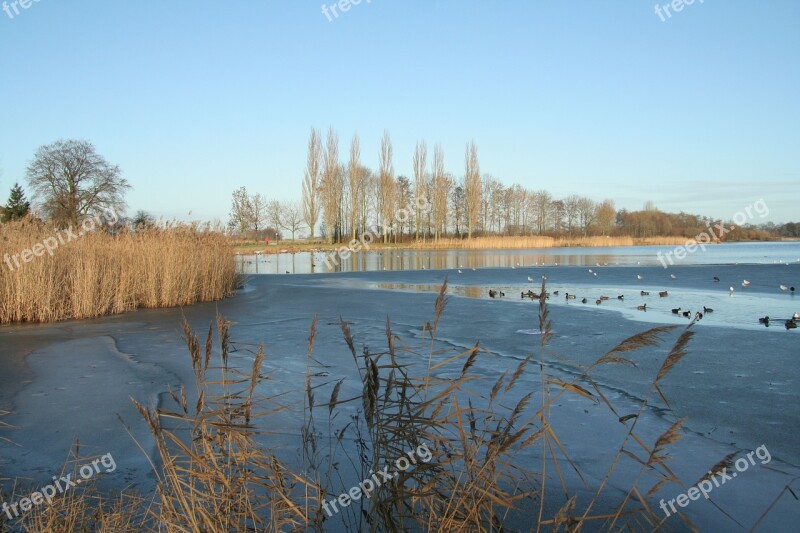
<box><xmin>0</xmin><ymin>220</ymin><xmax>237</xmax><ymax>324</ymax></box>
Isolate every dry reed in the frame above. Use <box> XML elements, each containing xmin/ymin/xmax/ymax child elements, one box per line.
<box><xmin>0</xmin><ymin>219</ymin><xmax>238</xmax><ymax>324</ymax></box>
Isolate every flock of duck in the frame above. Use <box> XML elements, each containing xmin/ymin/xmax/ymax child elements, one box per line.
<box><xmin>485</xmin><ymin>272</ymin><xmax>799</xmax><ymax>329</ymax></box>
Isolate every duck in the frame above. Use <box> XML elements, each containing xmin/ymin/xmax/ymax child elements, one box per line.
<box><xmin>786</xmin><ymin>320</ymin><xmax>798</xmax><ymax>330</ymax></box>
<box><xmin>565</xmin><ymin>293</ymin><xmax>576</xmax><ymax>300</ymax></box>
<box><xmin>617</xmin><ymin>295</ymin><xmax>625</xmax><ymax>300</ymax></box>
<box><xmin>640</xmin><ymin>291</ymin><xmax>650</xmax><ymax>296</ymax></box>
<box><xmin>595</xmin><ymin>299</ymin><xmax>602</xmax><ymax>305</ymax></box>
<box><xmin>695</xmin><ymin>312</ymin><xmax>703</xmax><ymax>321</ymax></box>
<box><xmin>599</xmin><ymin>295</ymin><xmax>610</xmax><ymax>301</ymax></box>
<box><xmin>713</xmin><ymin>276</ymin><xmax>720</xmax><ymax>282</ymax></box>
<box><xmin>582</xmin><ymin>298</ymin><xmax>588</xmax><ymax>304</ymax></box>
<box><xmin>703</xmin><ymin>306</ymin><xmax>714</xmax><ymax>314</ymax></box>
<box><xmin>793</xmin><ymin>312</ymin><xmax>799</xmax><ymax>320</ymax></box>
<box><xmin>489</xmin><ymin>290</ymin><xmax>497</xmax><ymax>298</ymax></box>
<box><xmin>671</xmin><ymin>307</ymin><xmax>682</xmax><ymax>314</ymax></box>
<box><xmin>637</xmin><ymin>303</ymin><xmax>647</xmax><ymax>311</ymax></box>
<box><xmin>553</xmin><ymin>290</ymin><xmax>560</xmax><ymax>296</ymax></box>
<box><xmin>500</xmin><ymin>291</ymin><xmax>505</xmax><ymax>297</ymax></box>
<box><xmin>758</xmin><ymin>316</ymin><xmax>770</xmax><ymax>325</ymax></box>
<box><xmin>659</xmin><ymin>291</ymin><xmax>669</xmax><ymax>297</ymax></box>
<box><xmin>681</xmin><ymin>310</ymin><xmax>691</xmax><ymax>318</ymax></box>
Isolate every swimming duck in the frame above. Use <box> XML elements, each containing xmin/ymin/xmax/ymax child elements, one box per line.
<box><xmin>637</xmin><ymin>303</ymin><xmax>647</xmax><ymax>311</ymax></box>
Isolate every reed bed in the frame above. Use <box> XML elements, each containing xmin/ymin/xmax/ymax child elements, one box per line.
<box><xmin>0</xmin><ymin>219</ymin><xmax>237</xmax><ymax>324</ymax></box>
<box><xmin>4</xmin><ymin>282</ymin><xmax>787</xmax><ymax>531</ymax></box>
<box><xmin>410</xmin><ymin>235</ymin><xmax>692</xmax><ymax>250</ymax></box>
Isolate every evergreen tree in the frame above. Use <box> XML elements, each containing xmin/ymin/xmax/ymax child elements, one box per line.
<box><xmin>1</xmin><ymin>182</ymin><xmax>31</xmax><ymax>222</ymax></box>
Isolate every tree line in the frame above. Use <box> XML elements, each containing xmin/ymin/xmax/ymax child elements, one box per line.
<box><xmin>228</xmin><ymin>128</ymin><xmax>797</xmax><ymax>243</ymax></box>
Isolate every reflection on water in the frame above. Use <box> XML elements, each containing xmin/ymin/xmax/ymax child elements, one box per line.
<box><xmin>237</xmin><ymin>242</ymin><xmax>800</xmax><ymax>275</ymax></box>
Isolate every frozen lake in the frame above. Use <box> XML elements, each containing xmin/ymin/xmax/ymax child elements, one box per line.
<box><xmin>1</xmin><ymin>243</ymin><xmax>799</xmax><ymax>530</ymax></box>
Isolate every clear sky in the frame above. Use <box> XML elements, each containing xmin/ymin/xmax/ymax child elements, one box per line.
<box><xmin>1</xmin><ymin>1</ymin><xmax>798</xmax><ymax>223</ymax></box>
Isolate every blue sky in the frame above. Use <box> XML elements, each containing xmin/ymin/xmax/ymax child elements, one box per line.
<box><xmin>1</xmin><ymin>1</ymin><xmax>798</xmax><ymax>223</ymax></box>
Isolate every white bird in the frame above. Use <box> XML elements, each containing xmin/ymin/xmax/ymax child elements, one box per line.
<box><xmin>588</xmin><ymin>269</ymin><xmax>593</xmax><ymax>273</ymax></box>
<box><xmin>593</xmin><ymin>272</ymin><xmax>597</xmax><ymax>276</ymax></box>
<box><xmin>730</xmin><ymin>286</ymin><xmax>735</xmax><ymax>293</ymax></box>
<box><xmin>742</xmin><ymin>280</ymin><xmax>750</xmax><ymax>287</ymax></box>
<box><xmin>670</xmin><ymin>274</ymin><xmax>677</xmax><ymax>279</ymax></box>
<box><xmin>780</xmin><ymin>285</ymin><xmax>789</xmax><ymax>291</ymax></box>
<box><xmin>793</xmin><ymin>312</ymin><xmax>799</xmax><ymax>320</ymax></box>
<box><xmin>458</xmin><ymin>269</ymin><xmax>463</xmax><ymax>274</ymax></box>
<box><xmin>511</xmin><ymin>266</ymin><xmax>516</xmax><ymax>269</ymax></box>
<box><xmin>528</xmin><ymin>276</ymin><xmax>534</xmax><ymax>282</ymax></box>
<box><xmin>472</xmin><ymin>268</ymin><xmax>476</xmax><ymax>271</ymax></box>
<box><xmin>542</xmin><ymin>275</ymin><xmax>547</xmax><ymax>280</ymax></box>
<box><xmin>637</xmin><ymin>275</ymin><xmax>643</xmax><ymax>280</ymax></box>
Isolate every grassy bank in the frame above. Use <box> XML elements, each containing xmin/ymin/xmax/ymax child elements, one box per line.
<box><xmin>0</xmin><ymin>220</ymin><xmax>237</xmax><ymax>324</ymax></box>
<box><xmin>232</xmin><ymin>235</ymin><xmax>694</xmax><ymax>254</ymax></box>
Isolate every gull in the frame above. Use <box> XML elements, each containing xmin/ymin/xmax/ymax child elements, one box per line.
<box><xmin>527</xmin><ymin>276</ymin><xmax>534</xmax><ymax>282</ymax></box>
<box><xmin>637</xmin><ymin>275</ymin><xmax>643</xmax><ymax>280</ymax></box>
<box><xmin>670</xmin><ymin>274</ymin><xmax>677</xmax><ymax>279</ymax></box>
<box><xmin>780</xmin><ymin>284</ymin><xmax>789</xmax><ymax>291</ymax></box>
<box><xmin>730</xmin><ymin>286</ymin><xmax>735</xmax><ymax>294</ymax></box>
<box><xmin>458</xmin><ymin>269</ymin><xmax>463</xmax><ymax>274</ymax></box>
<box><xmin>588</xmin><ymin>269</ymin><xmax>593</xmax><ymax>273</ymax></box>
<box><xmin>472</xmin><ymin>268</ymin><xmax>476</xmax><ymax>271</ymax></box>
<box><xmin>742</xmin><ymin>280</ymin><xmax>750</xmax><ymax>287</ymax></box>
<box><xmin>593</xmin><ymin>272</ymin><xmax>597</xmax><ymax>276</ymax></box>
<box><xmin>542</xmin><ymin>275</ymin><xmax>547</xmax><ymax>280</ymax></box>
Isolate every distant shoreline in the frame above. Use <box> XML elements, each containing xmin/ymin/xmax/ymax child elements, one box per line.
<box><xmin>233</xmin><ymin>236</ymin><xmax>792</xmax><ymax>255</ymax></box>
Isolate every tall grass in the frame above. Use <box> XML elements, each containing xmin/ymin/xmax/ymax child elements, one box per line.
<box><xmin>0</xmin><ymin>219</ymin><xmax>237</xmax><ymax>324</ymax></box>
<box><xmin>4</xmin><ymin>281</ymin><xmax>790</xmax><ymax>531</ymax></box>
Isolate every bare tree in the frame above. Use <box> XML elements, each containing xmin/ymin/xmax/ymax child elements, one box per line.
<box><xmin>596</xmin><ymin>199</ymin><xmax>616</xmax><ymax>236</ymax></box>
<box><xmin>412</xmin><ymin>140</ymin><xmax>427</xmax><ymax>240</ymax></box>
<box><xmin>347</xmin><ymin>134</ymin><xmax>367</xmax><ymax>241</ymax></box>
<box><xmin>302</xmin><ymin>128</ymin><xmax>322</xmax><ymax>241</ymax></box>
<box><xmin>280</xmin><ymin>200</ymin><xmax>305</xmax><ymax>240</ymax></box>
<box><xmin>431</xmin><ymin>144</ymin><xmax>446</xmax><ymax>241</ymax></box>
<box><xmin>577</xmin><ymin>196</ymin><xmax>597</xmax><ymax>235</ymax></box>
<box><xmin>564</xmin><ymin>195</ymin><xmax>580</xmax><ymax>236</ymax></box>
<box><xmin>378</xmin><ymin>130</ymin><xmax>395</xmax><ymax>243</ymax></box>
<box><xmin>26</xmin><ymin>139</ymin><xmax>130</xmax><ymax>226</ymax></box>
<box><xmin>229</xmin><ymin>186</ymin><xmax>253</xmax><ymax>237</ymax></box>
<box><xmin>463</xmin><ymin>141</ymin><xmax>481</xmax><ymax>239</ymax></box>
<box><xmin>320</xmin><ymin>127</ymin><xmax>341</xmax><ymax>244</ymax></box>
<box><xmin>266</xmin><ymin>199</ymin><xmax>282</xmax><ymax>241</ymax></box>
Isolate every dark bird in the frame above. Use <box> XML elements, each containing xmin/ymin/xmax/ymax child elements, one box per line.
<box><xmin>786</xmin><ymin>320</ymin><xmax>797</xmax><ymax>330</ymax></box>
<box><xmin>599</xmin><ymin>295</ymin><xmax>610</xmax><ymax>301</ymax></box>
<box><xmin>682</xmin><ymin>310</ymin><xmax>691</xmax><ymax>318</ymax></box>
<box><xmin>500</xmin><ymin>291</ymin><xmax>505</xmax><ymax>297</ymax></box>
<box><xmin>703</xmin><ymin>306</ymin><xmax>714</xmax><ymax>313</ymax></box>
<box><xmin>695</xmin><ymin>312</ymin><xmax>703</xmax><ymax>321</ymax></box>
<box><xmin>553</xmin><ymin>290</ymin><xmax>559</xmax><ymax>295</ymax></box>
<box><xmin>672</xmin><ymin>308</ymin><xmax>681</xmax><ymax>314</ymax></box>
<box><xmin>617</xmin><ymin>295</ymin><xmax>625</xmax><ymax>300</ymax></box>
<box><xmin>565</xmin><ymin>293</ymin><xmax>576</xmax><ymax>300</ymax></box>
<box><xmin>637</xmin><ymin>303</ymin><xmax>647</xmax><ymax>311</ymax></box>
<box><xmin>659</xmin><ymin>291</ymin><xmax>669</xmax><ymax>297</ymax></box>
<box><xmin>640</xmin><ymin>291</ymin><xmax>650</xmax><ymax>296</ymax></box>
<box><xmin>489</xmin><ymin>290</ymin><xmax>497</xmax><ymax>298</ymax></box>
<box><xmin>595</xmin><ymin>299</ymin><xmax>602</xmax><ymax>305</ymax></box>
<box><xmin>713</xmin><ymin>276</ymin><xmax>720</xmax><ymax>282</ymax></box>
<box><xmin>758</xmin><ymin>316</ymin><xmax>770</xmax><ymax>325</ymax></box>
<box><xmin>582</xmin><ymin>298</ymin><xmax>588</xmax><ymax>303</ymax></box>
